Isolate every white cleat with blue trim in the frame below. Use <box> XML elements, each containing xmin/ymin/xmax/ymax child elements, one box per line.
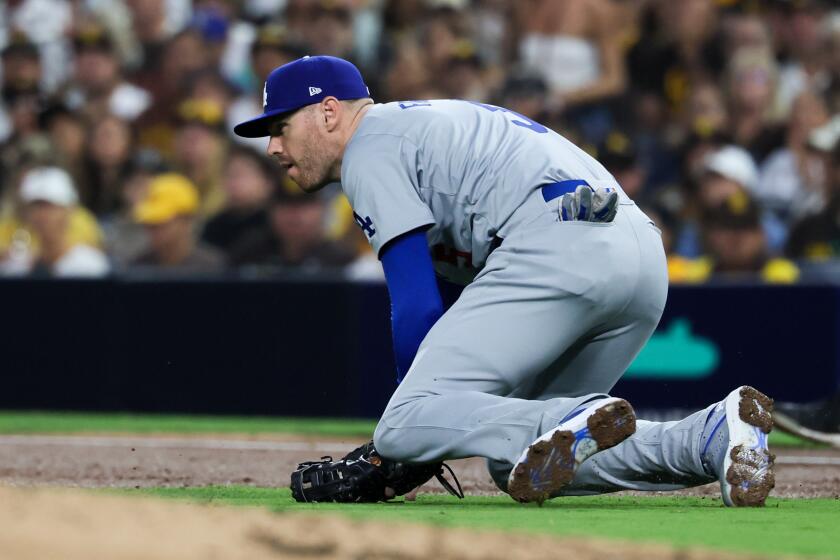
<box><xmin>701</xmin><ymin>385</ymin><xmax>775</xmax><ymax>507</ymax></box>
<box><xmin>507</xmin><ymin>397</ymin><xmax>636</xmax><ymax>504</ymax></box>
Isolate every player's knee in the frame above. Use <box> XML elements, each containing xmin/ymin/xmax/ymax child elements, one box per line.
<box><xmin>372</xmin><ymin>419</ymin><xmax>413</xmax><ymax>462</ymax></box>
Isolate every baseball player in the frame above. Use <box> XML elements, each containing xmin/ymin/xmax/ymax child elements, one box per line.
<box><xmin>235</xmin><ymin>56</ymin><xmax>775</xmax><ymax>506</ymax></box>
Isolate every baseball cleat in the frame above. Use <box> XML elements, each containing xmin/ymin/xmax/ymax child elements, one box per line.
<box><xmin>701</xmin><ymin>386</ymin><xmax>775</xmax><ymax>507</ymax></box>
<box><xmin>507</xmin><ymin>397</ymin><xmax>636</xmax><ymax>505</ymax></box>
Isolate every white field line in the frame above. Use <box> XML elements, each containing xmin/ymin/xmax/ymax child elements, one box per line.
<box><xmin>0</xmin><ymin>435</ymin><xmax>838</xmax><ymax>466</ymax></box>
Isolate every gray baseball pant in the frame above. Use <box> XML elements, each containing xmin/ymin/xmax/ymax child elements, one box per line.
<box><xmin>373</xmin><ymin>202</ymin><xmax>717</xmax><ymax>495</ymax></box>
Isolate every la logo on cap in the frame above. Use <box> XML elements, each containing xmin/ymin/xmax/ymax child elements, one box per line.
<box><xmin>233</xmin><ymin>56</ymin><xmax>370</xmax><ymax>139</ymax></box>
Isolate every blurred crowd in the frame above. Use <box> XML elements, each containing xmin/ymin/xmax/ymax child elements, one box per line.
<box><xmin>0</xmin><ymin>0</ymin><xmax>838</xmax><ymax>283</ymax></box>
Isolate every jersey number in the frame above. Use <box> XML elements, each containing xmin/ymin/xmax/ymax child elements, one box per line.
<box><xmin>467</xmin><ymin>101</ymin><xmax>549</xmax><ymax>134</ymax></box>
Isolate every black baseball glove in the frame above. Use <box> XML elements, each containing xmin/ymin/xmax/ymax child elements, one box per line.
<box><xmin>290</xmin><ymin>440</ymin><xmax>463</xmax><ymax>503</ymax></box>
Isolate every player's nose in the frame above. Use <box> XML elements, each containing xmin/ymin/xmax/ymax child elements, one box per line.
<box><xmin>266</xmin><ymin>136</ymin><xmax>284</xmax><ymax>158</ymax></box>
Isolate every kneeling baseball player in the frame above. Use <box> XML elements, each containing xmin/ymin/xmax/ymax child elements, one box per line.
<box><xmin>234</xmin><ymin>56</ymin><xmax>775</xmax><ymax>507</ymax></box>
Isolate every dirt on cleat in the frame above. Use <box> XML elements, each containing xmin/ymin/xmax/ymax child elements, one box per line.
<box><xmin>739</xmin><ymin>386</ymin><xmax>774</xmax><ymax>434</ymax></box>
<box><xmin>508</xmin><ymin>430</ymin><xmax>575</xmax><ymax>505</ymax></box>
<box><xmin>588</xmin><ymin>400</ymin><xmax>637</xmax><ymax>449</ymax></box>
<box><xmin>508</xmin><ymin>399</ymin><xmax>636</xmax><ymax>505</ymax></box>
<box><xmin>727</xmin><ymin>386</ymin><xmax>776</xmax><ymax>507</ymax></box>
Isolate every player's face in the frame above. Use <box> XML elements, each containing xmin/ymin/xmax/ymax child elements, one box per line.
<box><xmin>266</xmin><ymin>108</ymin><xmax>334</xmax><ymax>193</ymax></box>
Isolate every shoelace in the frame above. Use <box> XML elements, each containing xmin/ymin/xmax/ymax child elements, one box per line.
<box><xmin>435</xmin><ymin>462</ymin><xmax>464</xmax><ymax>499</ymax></box>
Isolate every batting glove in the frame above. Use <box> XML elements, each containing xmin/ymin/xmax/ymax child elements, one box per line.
<box><xmin>560</xmin><ymin>185</ymin><xmax>619</xmax><ymax>223</ymax></box>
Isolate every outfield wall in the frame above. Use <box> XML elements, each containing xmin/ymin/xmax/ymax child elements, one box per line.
<box><xmin>2</xmin><ymin>279</ymin><xmax>838</xmax><ymax>417</ymax></box>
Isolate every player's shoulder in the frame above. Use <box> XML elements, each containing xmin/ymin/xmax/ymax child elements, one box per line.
<box><xmin>367</xmin><ymin>99</ymin><xmax>465</xmax><ymax>115</ymax></box>
<box><xmin>346</xmin><ymin>101</ymin><xmax>445</xmax><ymax>155</ymax></box>
<box><xmin>350</xmin><ymin>100</ymin><xmax>479</xmax><ymax>155</ymax></box>
<box><xmin>358</xmin><ymin>100</ymin><xmax>476</xmax><ymax>132</ymax></box>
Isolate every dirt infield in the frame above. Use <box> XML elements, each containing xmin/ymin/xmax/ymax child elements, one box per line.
<box><xmin>0</xmin><ymin>486</ymin><xmax>773</xmax><ymax>560</ymax></box>
<box><xmin>1</xmin><ymin>434</ymin><xmax>839</xmax><ymax>498</ymax></box>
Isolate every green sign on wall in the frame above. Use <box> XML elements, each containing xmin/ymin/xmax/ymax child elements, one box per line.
<box><xmin>625</xmin><ymin>318</ymin><xmax>720</xmax><ymax>379</ymax></box>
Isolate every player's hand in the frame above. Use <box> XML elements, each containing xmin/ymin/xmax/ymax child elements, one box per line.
<box><xmin>560</xmin><ymin>185</ymin><xmax>619</xmax><ymax>223</ymax></box>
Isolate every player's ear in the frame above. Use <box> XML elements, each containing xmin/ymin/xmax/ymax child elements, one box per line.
<box><xmin>321</xmin><ymin>97</ymin><xmax>341</xmax><ymax>132</ymax></box>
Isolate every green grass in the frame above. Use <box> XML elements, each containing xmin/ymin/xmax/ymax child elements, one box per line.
<box><xmin>135</xmin><ymin>486</ymin><xmax>840</xmax><ymax>558</ymax></box>
<box><xmin>0</xmin><ymin>410</ymin><xmax>820</xmax><ymax>447</ymax></box>
<box><xmin>0</xmin><ymin>411</ymin><xmax>376</xmax><ymax>438</ymax></box>
<box><xmin>2</xmin><ymin>411</ymin><xmax>834</xmax><ymax>556</ymax></box>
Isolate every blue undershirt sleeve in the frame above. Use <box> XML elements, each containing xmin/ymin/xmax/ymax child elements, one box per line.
<box><xmin>380</xmin><ymin>228</ymin><xmax>444</xmax><ymax>383</ymax></box>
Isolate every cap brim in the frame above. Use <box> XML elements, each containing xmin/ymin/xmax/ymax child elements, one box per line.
<box><xmin>233</xmin><ymin>107</ymin><xmax>295</xmax><ymax>138</ymax></box>
<box><xmin>134</xmin><ymin>204</ymin><xmax>175</xmax><ymax>225</ymax></box>
<box><xmin>23</xmin><ymin>196</ymin><xmax>73</xmax><ymax>207</ymax></box>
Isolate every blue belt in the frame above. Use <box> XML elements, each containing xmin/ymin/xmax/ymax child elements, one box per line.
<box><xmin>541</xmin><ymin>179</ymin><xmax>590</xmax><ymax>202</ymax></box>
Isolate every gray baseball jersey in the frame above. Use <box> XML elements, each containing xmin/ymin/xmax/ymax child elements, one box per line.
<box><xmin>340</xmin><ymin>100</ymin><xmax>630</xmax><ymax>283</ymax></box>
<box><xmin>342</xmin><ymin>99</ymin><xmax>719</xmax><ymax>499</ymax></box>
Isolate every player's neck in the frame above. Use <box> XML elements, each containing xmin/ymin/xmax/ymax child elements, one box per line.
<box><xmin>333</xmin><ymin>103</ymin><xmax>373</xmax><ymax>182</ymax></box>
<box><xmin>345</xmin><ymin>103</ymin><xmax>372</xmax><ymax>141</ymax></box>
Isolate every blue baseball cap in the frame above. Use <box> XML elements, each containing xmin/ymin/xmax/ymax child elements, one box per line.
<box><xmin>233</xmin><ymin>55</ymin><xmax>370</xmax><ymax>138</ymax></box>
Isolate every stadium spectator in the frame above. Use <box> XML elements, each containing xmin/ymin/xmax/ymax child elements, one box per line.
<box><xmin>438</xmin><ymin>41</ymin><xmax>492</xmax><ymax>102</ymax></box>
<box><xmin>172</xmin><ymin>98</ymin><xmax>228</xmax><ymax>217</ymax></box>
<box><xmin>189</xmin><ymin>2</ymin><xmax>232</xmax><ymax>70</ymax></box>
<box><xmin>0</xmin><ymin>0</ymin><xmax>837</xmax><ymax>284</ymax></box>
<box><xmin>82</xmin><ymin>114</ymin><xmax>135</xmax><ymax>218</ymax></box>
<box><xmin>202</xmin><ymin>145</ymin><xmax>275</xmax><ymax>254</ymax></box>
<box><xmin>38</xmin><ymin>104</ymin><xmax>87</xmax><ymax>191</ymax></box>
<box><xmin>683</xmin><ymin>80</ymin><xmax>729</xmax><ymax>140</ymax></box>
<box><xmin>1</xmin><ymin>135</ymin><xmax>51</xmax><ymax>224</ymax></box>
<box><xmin>648</xmin><ymin>130</ymin><xmax>727</xmax><ymax>262</ymax></box>
<box><xmin>65</xmin><ymin>23</ymin><xmax>151</xmax><ymax>122</ymax></box>
<box><xmin>723</xmin><ymin>11</ymin><xmax>773</xmax><ymax>60</ymax></box>
<box><xmin>773</xmin><ymin>0</ymin><xmax>833</xmax><ymax>115</ymax></box>
<box><xmin>418</xmin><ymin>3</ymin><xmax>473</xmax><ymax>76</ymax></box>
<box><xmin>185</xmin><ymin>69</ymin><xmax>236</xmax><ymax>116</ymax></box>
<box><xmin>516</xmin><ymin>0</ymin><xmax>625</xmax><ymax>109</ymax></box>
<box><xmin>698</xmin><ymin>146</ymin><xmax>759</xmax><ymax>209</ymax></box>
<box><xmin>230</xmin><ymin>182</ymin><xmax>355</xmax><ymax>271</ymax></box>
<box><xmin>702</xmin><ymin>192</ymin><xmax>766</xmax><ymax>277</ymax></box>
<box><xmin>626</xmin><ymin>0</ymin><xmax>724</xmax><ymax>113</ymax></box>
<box><xmin>382</xmin><ymin>34</ymin><xmax>443</xmax><ymax>101</ymax></box>
<box><xmin>597</xmin><ymin>130</ymin><xmax>645</xmax><ymax>202</ymax></box>
<box><xmin>130</xmin><ymin>173</ymin><xmax>226</xmax><ymax>274</ymax></box>
<box><xmin>725</xmin><ymin>47</ymin><xmax>784</xmax><ymax>163</ymax></box>
<box><xmin>787</xmin><ymin>137</ymin><xmax>840</xmax><ymax>261</ymax></box>
<box><xmin>125</xmin><ymin>0</ymin><xmax>180</xmax><ymax>70</ymax></box>
<box><xmin>515</xmin><ymin>0</ymin><xmax>626</xmax><ymax>142</ymax></box>
<box><xmin>672</xmin><ymin>144</ymin><xmax>759</xmax><ymax>260</ymax></box>
<box><xmin>1</xmin><ymin>166</ymin><xmax>109</xmax><ymax>277</ymax></box>
<box><xmin>680</xmin><ymin>132</ymin><xmax>731</xmax><ymax>194</ymax></box>
<box><xmin>1</xmin><ymin>36</ymin><xmax>42</xmax><ymax>144</ymax></box>
<box><xmin>495</xmin><ymin>73</ymin><xmax>549</xmax><ymax>121</ymax></box>
<box><xmin>161</xmin><ymin>27</ymin><xmax>215</xmax><ymax>84</ymax></box>
<box><xmin>755</xmin><ymin>90</ymin><xmax>830</xmax><ymax>227</ymax></box>
<box><xmin>103</xmin><ymin>149</ymin><xmax>168</xmax><ymax>266</ymax></box>
<box><xmin>0</xmin><ymin>0</ymin><xmax>74</xmax><ymax>92</ymax></box>
<box><xmin>0</xmin><ymin>142</ymin><xmax>104</xmax><ymax>269</ymax></box>
<box><xmin>469</xmin><ymin>0</ymin><xmax>513</xmax><ymax>68</ymax></box>
<box><xmin>303</xmin><ymin>1</ymin><xmax>357</xmax><ymax>61</ymax></box>
<box><xmin>133</xmin><ymin>28</ymin><xmax>212</xmax><ymax>152</ymax></box>
<box><xmin>0</xmin><ymin>36</ymin><xmax>42</xmax><ymax>147</ymax></box>
<box><xmin>700</xmin><ymin>191</ymin><xmax>798</xmax><ymax>284</ymax></box>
